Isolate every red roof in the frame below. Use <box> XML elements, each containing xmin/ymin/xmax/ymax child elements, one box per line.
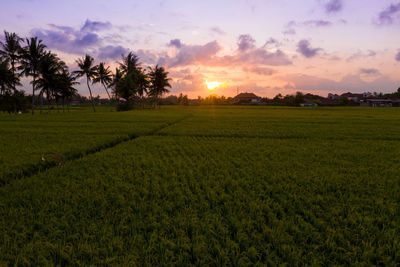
<box><xmin>234</xmin><ymin>93</ymin><xmax>260</xmax><ymax>99</ymax></box>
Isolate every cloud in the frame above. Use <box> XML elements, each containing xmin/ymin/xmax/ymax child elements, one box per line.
<box><xmin>283</xmin><ymin>28</ymin><xmax>296</xmax><ymax>35</ymax></box>
<box><xmin>210</xmin><ymin>27</ymin><xmax>225</xmax><ymax>35</ymax></box>
<box><xmin>396</xmin><ymin>51</ymin><xmax>400</xmax><ymax>61</ymax></box>
<box><xmin>161</xmin><ymin>35</ymin><xmax>292</xmax><ymax>69</ymax></box>
<box><xmin>303</xmin><ymin>20</ymin><xmax>332</xmax><ymax>27</ymax></box>
<box><xmin>278</xmin><ymin>73</ymin><xmax>398</xmax><ymax>93</ymax></box>
<box><xmin>31</xmin><ymin>26</ymin><xmax>101</xmax><ymax>54</ymax></box>
<box><xmin>165</xmin><ymin>40</ymin><xmax>222</xmax><ymax>67</ymax></box>
<box><xmin>360</xmin><ymin>68</ymin><xmax>381</xmax><ymax>76</ymax></box>
<box><xmin>376</xmin><ymin>3</ymin><xmax>400</xmax><ymax>25</ymax></box>
<box><xmin>347</xmin><ymin>50</ymin><xmax>377</xmax><ymax>62</ymax></box>
<box><xmin>237</xmin><ymin>34</ymin><xmax>256</xmax><ymax>52</ymax></box>
<box><xmin>263</xmin><ymin>38</ymin><xmax>281</xmax><ymax>48</ymax></box>
<box><xmin>297</xmin><ymin>40</ymin><xmax>322</xmax><ymax>58</ymax></box>
<box><xmin>325</xmin><ymin>0</ymin><xmax>343</xmax><ymax>13</ymax></box>
<box><xmin>97</xmin><ymin>45</ymin><xmax>129</xmax><ymax>60</ymax></box>
<box><xmin>168</xmin><ymin>39</ymin><xmax>182</xmax><ymax>48</ymax></box>
<box><xmin>81</xmin><ymin>19</ymin><xmax>112</xmax><ymax>32</ymax></box>
<box><xmin>30</xmin><ymin>20</ymin><xmax>131</xmax><ymax>60</ymax></box>
<box><xmin>243</xmin><ymin>66</ymin><xmax>276</xmax><ymax>75</ymax></box>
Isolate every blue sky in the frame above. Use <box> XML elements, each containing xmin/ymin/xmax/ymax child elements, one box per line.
<box><xmin>1</xmin><ymin>0</ymin><xmax>400</xmax><ymax>97</ymax></box>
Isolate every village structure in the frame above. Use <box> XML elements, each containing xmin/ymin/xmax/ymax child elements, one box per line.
<box><xmin>231</xmin><ymin>91</ymin><xmax>400</xmax><ymax>107</ymax></box>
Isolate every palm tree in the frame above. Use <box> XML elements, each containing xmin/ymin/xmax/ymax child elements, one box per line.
<box><xmin>137</xmin><ymin>69</ymin><xmax>149</xmax><ymax>106</ymax></box>
<box><xmin>55</xmin><ymin>70</ymin><xmax>78</xmax><ymax>112</ymax></box>
<box><xmin>93</xmin><ymin>62</ymin><xmax>112</xmax><ymax>99</ymax></box>
<box><xmin>119</xmin><ymin>52</ymin><xmax>140</xmax><ymax>75</ymax></box>
<box><xmin>0</xmin><ymin>31</ymin><xmax>23</xmax><ymax>93</ymax></box>
<box><xmin>20</xmin><ymin>37</ymin><xmax>46</xmax><ymax>114</ymax></box>
<box><xmin>109</xmin><ymin>67</ymin><xmax>122</xmax><ymax>99</ymax></box>
<box><xmin>35</xmin><ymin>51</ymin><xmax>66</xmax><ymax>113</ymax></box>
<box><xmin>73</xmin><ymin>55</ymin><xmax>98</xmax><ymax>112</ymax></box>
<box><xmin>0</xmin><ymin>58</ymin><xmax>19</xmax><ymax>95</ymax></box>
<box><xmin>148</xmin><ymin>65</ymin><xmax>171</xmax><ymax>108</ymax></box>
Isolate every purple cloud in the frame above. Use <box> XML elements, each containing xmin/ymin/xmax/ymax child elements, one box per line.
<box><xmin>168</xmin><ymin>39</ymin><xmax>182</xmax><ymax>48</ymax></box>
<box><xmin>81</xmin><ymin>19</ymin><xmax>112</xmax><ymax>32</ymax></box>
<box><xmin>210</xmin><ymin>27</ymin><xmax>225</xmax><ymax>35</ymax></box>
<box><xmin>347</xmin><ymin>50</ymin><xmax>377</xmax><ymax>62</ymax></box>
<box><xmin>31</xmin><ymin>27</ymin><xmax>101</xmax><ymax>54</ymax></box>
<box><xmin>325</xmin><ymin>0</ymin><xmax>343</xmax><ymax>13</ymax></box>
<box><xmin>297</xmin><ymin>40</ymin><xmax>322</xmax><ymax>58</ymax></box>
<box><xmin>263</xmin><ymin>38</ymin><xmax>281</xmax><ymax>48</ymax></box>
<box><xmin>74</xmin><ymin>33</ymin><xmax>100</xmax><ymax>47</ymax></box>
<box><xmin>283</xmin><ymin>28</ymin><xmax>296</xmax><ymax>35</ymax></box>
<box><xmin>97</xmin><ymin>45</ymin><xmax>129</xmax><ymax>60</ymax></box>
<box><xmin>30</xmin><ymin>20</ymin><xmax>130</xmax><ymax>60</ymax></box>
<box><xmin>237</xmin><ymin>34</ymin><xmax>256</xmax><ymax>52</ymax></box>
<box><xmin>360</xmin><ymin>68</ymin><xmax>381</xmax><ymax>75</ymax></box>
<box><xmin>303</xmin><ymin>20</ymin><xmax>332</xmax><ymax>27</ymax></box>
<box><xmin>377</xmin><ymin>3</ymin><xmax>400</xmax><ymax>25</ymax></box>
<box><xmin>396</xmin><ymin>51</ymin><xmax>400</xmax><ymax>61</ymax></box>
<box><xmin>166</xmin><ymin>40</ymin><xmax>221</xmax><ymax>67</ymax></box>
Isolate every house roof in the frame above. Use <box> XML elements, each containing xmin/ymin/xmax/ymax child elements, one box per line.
<box><xmin>341</xmin><ymin>92</ymin><xmax>363</xmax><ymax>98</ymax></box>
<box><xmin>234</xmin><ymin>93</ymin><xmax>260</xmax><ymax>99</ymax></box>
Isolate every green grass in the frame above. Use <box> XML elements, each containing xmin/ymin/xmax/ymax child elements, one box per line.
<box><xmin>0</xmin><ymin>106</ymin><xmax>399</xmax><ymax>265</ymax></box>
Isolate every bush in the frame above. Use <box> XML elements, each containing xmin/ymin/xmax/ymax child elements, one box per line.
<box><xmin>0</xmin><ymin>91</ymin><xmax>31</xmax><ymax>113</ymax></box>
<box><xmin>116</xmin><ymin>101</ymin><xmax>134</xmax><ymax>111</ymax></box>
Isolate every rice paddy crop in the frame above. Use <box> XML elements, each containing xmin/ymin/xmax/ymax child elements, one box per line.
<box><xmin>0</xmin><ymin>106</ymin><xmax>399</xmax><ymax>265</ymax></box>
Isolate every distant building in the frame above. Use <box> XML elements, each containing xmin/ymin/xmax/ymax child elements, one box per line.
<box><xmin>362</xmin><ymin>99</ymin><xmax>400</xmax><ymax>107</ymax></box>
<box><xmin>300</xmin><ymin>99</ymin><xmax>318</xmax><ymax>107</ymax></box>
<box><xmin>340</xmin><ymin>92</ymin><xmax>364</xmax><ymax>102</ymax></box>
<box><xmin>233</xmin><ymin>93</ymin><xmax>261</xmax><ymax>104</ymax></box>
<box><xmin>328</xmin><ymin>93</ymin><xmax>340</xmax><ymax>100</ymax></box>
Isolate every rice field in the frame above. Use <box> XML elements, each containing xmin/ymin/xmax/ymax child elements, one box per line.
<box><xmin>0</xmin><ymin>106</ymin><xmax>399</xmax><ymax>265</ymax></box>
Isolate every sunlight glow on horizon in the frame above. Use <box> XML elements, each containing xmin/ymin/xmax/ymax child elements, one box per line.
<box><xmin>205</xmin><ymin>80</ymin><xmax>226</xmax><ymax>91</ymax></box>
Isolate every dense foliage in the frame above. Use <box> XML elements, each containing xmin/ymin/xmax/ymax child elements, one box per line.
<box><xmin>0</xmin><ymin>106</ymin><xmax>399</xmax><ymax>265</ymax></box>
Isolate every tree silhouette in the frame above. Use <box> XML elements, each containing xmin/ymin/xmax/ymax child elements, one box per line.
<box><xmin>35</xmin><ymin>51</ymin><xmax>66</xmax><ymax>112</ymax></box>
<box><xmin>93</xmin><ymin>62</ymin><xmax>112</xmax><ymax>99</ymax></box>
<box><xmin>0</xmin><ymin>31</ymin><xmax>23</xmax><ymax>111</ymax></box>
<box><xmin>115</xmin><ymin>53</ymin><xmax>143</xmax><ymax>102</ymax></box>
<box><xmin>148</xmin><ymin>65</ymin><xmax>171</xmax><ymax>107</ymax></box>
<box><xmin>109</xmin><ymin>68</ymin><xmax>122</xmax><ymax>99</ymax></box>
<box><xmin>73</xmin><ymin>55</ymin><xmax>98</xmax><ymax>112</ymax></box>
<box><xmin>0</xmin><ymin>31</ymin><xmax>23</xmax><ymax>82</ymax></box>
<box><xmin>20</xmin><ymin>37</ymin><xmax>46</xmax><ymax>114</ymax></box>
<box><xmin>0</xmin><ymin>58</ymin><xmax>20</xmax><ymax>95</ymax></box>
<box><xmin>119</xmin><ymin>52</ymin><xmax>140</xmax><ymax>75</ymax></box>
<box><xmin>55</xmin><ymin>70</ymin><xmax>78</xmax><ymax>112</ymax></box>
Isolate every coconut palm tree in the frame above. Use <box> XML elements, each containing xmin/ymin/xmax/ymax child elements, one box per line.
<box><xmin>93</xmin><ymin>62</ymin><xmax>112</xmax><ymax>99</ymax></box>
<box><xmin>0</xmin><ymin>58</ymin><xmax>19</xmax><ymax>95</ymax></box>
<box><xmin>119</xmin><ymin>52</ymin><xmax>140</xmax><ymax>75</ymax></box>
<box><xmin>148</xmin><ymin>65</ymin><xmax>171</xmax><ymax>108</ymax></box>
<box><xmin>55</xmin><ymin>70</ymin><xmax>78</xmax><ymax>112</ymax></box>
<box><xmin>109</xmin><ymin>67</ymin><xmax>122</xmax><ymax>99</ymax></box>
<box><xmin>0</xmin><ymin>31</ymin><xmax>23</xmax><ymax>93</ymax></box>
<box><xmin>35</xmin><ymin>51</ymin><xmax>66</xmax><ymax>113</ymax></box>
<box><xmin>137</xmin><ymin>69</ymin><xmax>149</xmax><ymax>106</ymax></box>
<box><xmin>73</xmin><ymin>55</ymin><xmax>98</xmax><ymax>112</ymax></box>
<box><xmin>0</xmin><ymin>32</ymin><xmax>24</xmax><ymax>113</ymax></box>
<box><xmin>20</xmin><ymin>37</ymin><xmax>46</xmax><ymax>114</ymax></box>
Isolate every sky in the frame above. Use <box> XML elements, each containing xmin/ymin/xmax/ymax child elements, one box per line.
<box><xmin>1</xmin><ymin>0</ymin><xmax>400</xmax><ymax>98</ymax></box>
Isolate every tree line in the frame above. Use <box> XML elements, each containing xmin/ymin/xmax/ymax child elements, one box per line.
<box><xmin>0</xmin><ymin>30</ymin><xmax>171</xmax><ymax>114</ymax></box>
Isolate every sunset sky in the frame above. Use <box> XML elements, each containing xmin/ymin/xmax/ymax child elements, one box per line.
<box><xmin>1</xmin><ymin>0</ymin><xmax>400</xmax><ymax>97</ymax></box>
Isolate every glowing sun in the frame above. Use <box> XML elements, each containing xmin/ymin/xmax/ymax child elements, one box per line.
<box><xmin>206</xmin><ymin>80</ymin><xmax>225</xmax><ymax>91</ymax></box>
